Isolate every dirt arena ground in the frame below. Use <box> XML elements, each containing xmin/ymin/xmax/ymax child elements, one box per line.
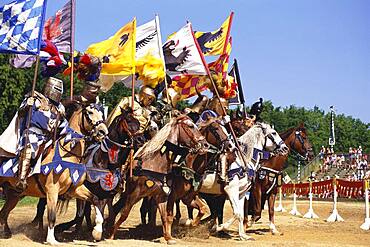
<box><xmin>0</xmin><ymin>198</ymin><xmax>369</xmax><ymax>246</ymax></box>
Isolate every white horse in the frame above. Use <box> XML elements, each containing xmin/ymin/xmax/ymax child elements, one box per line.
<box><xmin>204</xmin><ymin>122</ymin><xmax>288</xmax><ymax>240</ymax></box>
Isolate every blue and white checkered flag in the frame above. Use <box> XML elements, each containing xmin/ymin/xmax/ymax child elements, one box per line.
<box><xmin>0</xmin><ymin>0</ymin><xmax>47</xmax><ymax>55</ymax></box>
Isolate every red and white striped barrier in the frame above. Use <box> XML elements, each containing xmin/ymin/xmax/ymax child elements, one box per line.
<box><xmin>281</xmin><ymin>178</ymin><xmax>369</xmax><ymax>228</ymax></box>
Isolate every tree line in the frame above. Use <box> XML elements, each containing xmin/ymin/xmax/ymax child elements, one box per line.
<box><xmin>1</xmin><ymin>54</ymin><xmax>369</xmax><ymax>157</ymax></box>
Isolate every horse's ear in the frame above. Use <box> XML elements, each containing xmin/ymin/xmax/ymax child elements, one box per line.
<box><xmin>231</xmin><ymin>110</ymin><xmax>236</xmax><ymax>120</ymax></box>
<box><xmin>299</xmin><ymin>122</ymin><xmax>305</xmax><ymax>128</ymax></box>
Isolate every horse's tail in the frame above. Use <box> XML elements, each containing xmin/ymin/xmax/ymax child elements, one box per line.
<box><xmin>56</xmin><ymin>198</ymin><xmax>70</xmax><ymax>215</ymax></box>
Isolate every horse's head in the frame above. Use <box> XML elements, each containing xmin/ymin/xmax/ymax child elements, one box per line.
<box><xmin>198</xmin><ymin>118</ymin><xmax>232</xmax><ymax>150</ymax></box>
<box><xmin>81</xmin><ymin>103</ymin><xmax>108</xmax><ymax>142</ymax></box>
<box><xmin>108</xmin><ymin>106</ymin><xmax>141</xmax><ymax>147</ymax></box>
<box><xmin>259</xmin><ymin>122</ymin><xmax>289</xmax><ymax>156</ymax></box>
<box><xmin>174</xmin><ymin>115</ymin><xmax>209</xmax><ymax>154</ymax></box>
<box><xmin>289</xmin><ymin>123</ymin><xmax>314</xmax><ymax>160</ymax></box>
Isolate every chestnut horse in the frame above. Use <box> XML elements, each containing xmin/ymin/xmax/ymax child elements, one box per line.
<box><xmin>0</xmin><ymin>103</ymin><xmax>108</xmax><ymax>245</ymax></box>
<box><xmin>245</xmin><ymin>123</ymin><xmax>314</xmax><ymax>235</ymax></box>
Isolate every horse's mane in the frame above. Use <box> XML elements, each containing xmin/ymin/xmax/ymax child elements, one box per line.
<box><xmin>134</xmin><ymin>118</ymin><xmax>177</xmax><ymax>160</ymax></box>
<box><xmin>63</xmin><ymin>100</ymin><xmax>83</xmax><ymax>121</ymax></box>
<box><xmin>238</xmin><ymin>123</ymin><xmax>264</xmax><ymax>164</ymax></box>
<box><xmin>279</xmin><ymin>125</ymin><xmax>306</xmax><ymax>140</ymax></box>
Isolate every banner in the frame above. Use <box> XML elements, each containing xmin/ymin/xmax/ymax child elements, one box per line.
<box><xmin>0</xmin><ymin>0</ymin><xmax>47</xmax><ymax>55</ymax></box>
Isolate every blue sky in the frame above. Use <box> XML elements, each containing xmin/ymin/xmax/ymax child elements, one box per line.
<box><xmin>2</xmin><ymin>0</ymin><xmax>369</xmax><ymax>123</ymax></box>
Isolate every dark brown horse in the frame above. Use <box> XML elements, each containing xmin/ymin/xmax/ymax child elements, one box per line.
<box><xmin>106</xmin><ymin>115</ymin><xmax>210</xmax><ymax>244</ymax></box>
<box><xmin>245</xmin><ymin>123</ymin><xmax>314</xmax><ymax>234</ymax></box>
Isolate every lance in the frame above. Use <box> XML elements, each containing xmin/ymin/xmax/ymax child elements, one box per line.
<box><xmin>190</xmin><ymin>23</ymin><xmax>249</xmax><ymax>167</ymax></box>
<box><xmin>69</xmin><ymin>0</ymin><xmax>76</xmax><ymax>100</ymax></box>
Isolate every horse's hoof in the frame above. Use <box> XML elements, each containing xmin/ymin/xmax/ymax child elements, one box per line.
<box><xmin>45</xmin><ymin>239</ymin><xmax>61</xmax><ymax>245</ymax></box>
<box><xmin>167</xmin><ymin>239</ymin><xmax>177</xmax><ymax>245</ymax></box>
<box><xmin>92</xmin><ymin>229</ymin><xmax>102</xmax><ymax>241</ymax></box>
<box><xmin>239</xmin><ymin>234</ymin><xmax>255</xmax><ymax>241</ymax></box>
<box><xmin>0</xmin><ymin>231</ymin><xmax>12</xmax><ymax>239</ymax></box>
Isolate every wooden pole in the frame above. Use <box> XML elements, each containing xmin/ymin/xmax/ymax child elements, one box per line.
<box><xmin>129</xmin><ymin>18</ymin><xmax>137</xmax><ymax>178</ymax></box>
<box><xmin>155</xmin><ymin>14</ymin><xmax>171</xmax><ymax>113</ymax></box>
<box><xmin>189</xmin><ymin>22</ymin><xmax>247</xmax><ymax>167</ymax></box>
<box><xmin>69</xmin><ymin>0</ymin><xmax>76</xmax><ymax>100</ymax></box>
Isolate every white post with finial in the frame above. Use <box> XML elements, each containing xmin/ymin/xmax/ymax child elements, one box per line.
<box><xmin>275</xmin><ymin>187</ymin><xmax>286</xmax><ymax>212</ymax></box>
<box><xmin>303</xmin><ymin>180</ymin><xmax>319</xmax><ymax>219</ymax></box>
<box><xmin>290</xmin><ymin>183</ymin><xmax>302</xmax><ymax>216</ymax></box>
<box><xmin>327</xmin><ymin>178</ymin><xmax>344</xmax><ymax>222</ymax></box>
<box><xmin>361</xmin><ymin>179</ymin><xmax>370</xmax><ymax>230</ymax></box>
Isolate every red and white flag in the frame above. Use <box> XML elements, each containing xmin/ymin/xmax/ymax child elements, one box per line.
<box><xmin>10</xmin><ymin>0</ymin><xmax>72</xmax><ymax>68</ymax></box>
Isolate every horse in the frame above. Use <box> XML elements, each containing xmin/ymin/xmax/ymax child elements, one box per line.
<box><xmin>0</xmin><ymin>103</ymin><xmax>108</xmax><ymax>245</ymax></box>
<box><xmin>30</xmin><ymin>106</ymin><xmax>142</xmax><ymax>237</ymax></box>
<box><xmin>181</xmin><ymin>122</ymin><xmax>289</xmax><ymax>240</ymax></box>
<box><xmin>245</xmin><ymin>123</ymin><xmax>314</xmax><ymax>235</ymax></box>
<box><xmin>105</xmin><ymin>115</ymin><xmax>210</xmax><ymax>244</ymax></box>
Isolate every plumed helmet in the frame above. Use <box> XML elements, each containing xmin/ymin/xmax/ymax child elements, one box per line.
<box><xmin>139</xmin><ymin>86</ymin><xmax>156</xmax><ymax>106</ymax></box>
<box><xmin>207</xmin><ymin>97</ymin><xmax>228</xmax><ymax>116</ymax></box>
<box><xmin>162</xmin><ymin>87</ymin><xmax>180</xmax><ymax>108</ymax></box>
<box><xmin>249</xmin><ymin>97</ymin><xmax>263</xmax><ymax>121</ymax></box>
<box><xmin>43</xmin><ymin>77</ymin><xmax>64</xmax><ymax>103</ymax></box>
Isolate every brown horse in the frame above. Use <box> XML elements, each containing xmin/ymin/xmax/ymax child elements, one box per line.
<box><xmin>0</xmin><ymin>103</ymin><xmax>108</xmax><ymax>245</ymax></box>
<box><xmin>106</xmin><ymin>115</ymin><xmax>210</xmax><ymax>244</ymax></box>
<box><xmin>245</xmin><ymin>123</ymin><xmax>314</xmax><ymax>234</ymax></box>
<box><xmin>31</xmin><ymin>107</ymin><xmax>141</xmax><ymax>236</ymax></box>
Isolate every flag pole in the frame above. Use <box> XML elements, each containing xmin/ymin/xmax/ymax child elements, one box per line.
<box><xmin>222</xmin><ymin>12</ymin><xmax>234</xmax><ymax>55</ymax></box>
<box><xmin>155</xmin><ymin>14</ymin><xmax>171</xmax><ymax>113</ymax></box>
<box><xmin>69</xmin><ymin>0</ymin><xmax>76</xmax><ymax>100</ymax></box>
<box><xmin>130</xmin><ymin>18</ymin><xmax>137</xmax><ymax>178</ymax></box>
<box><xmin>190</xmin><ymin>23</ymin><xmax>247</xmax><ymax>166</ymax></box>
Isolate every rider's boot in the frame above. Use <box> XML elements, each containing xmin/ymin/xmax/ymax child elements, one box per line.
<box><xmin>218</xmin><ymin>154</ymin><xmax>228</xmax><ymax>184</ymax></box>
<box><xmin>15</xmin><ymin>144</ymin><xmax>32</xmax><ymax>192</ymax></box>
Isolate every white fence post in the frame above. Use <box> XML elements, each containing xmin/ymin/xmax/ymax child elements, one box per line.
<box><xmin>303</xmin><ymin>180</ymin><xmax>319</xmax><ymax>219</ymax></box>
<box><xmin>275</xmin><ymin>187</ymin><xmax>286</xmax><ymax>212</ymax></box>
<box><xmin>360</xmin><ymin>179</ymin><xmax>370</xmax><ymax>230</ymax></box>
<box><xmin>290</xmin><ymin>183</ymin><xmax>302</xmax><ymax>216</ymax></box>
<box><xmin>327</xmin><ymin>178</ymin><xmax>344</xmax><ymax>222</ymax></box>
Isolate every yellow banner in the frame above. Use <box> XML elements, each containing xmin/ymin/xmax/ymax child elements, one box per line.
<box><xmin>86</xmin><ymin>18</ymin><xmax>136</xmax><ymax>75</ymax></box>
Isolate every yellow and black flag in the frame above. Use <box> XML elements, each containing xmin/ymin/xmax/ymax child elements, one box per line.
<box><xmin>194</xmin><ymin>12</ymin><xmax>233</xmax><ymax>56</ymax></box>
<box><xmin>86</xmin><ymin>18</ymin><xmax>136</xmax><ymax>90</ymax></box>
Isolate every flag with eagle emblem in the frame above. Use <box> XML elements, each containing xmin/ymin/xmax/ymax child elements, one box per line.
<box><xmin>171</xmin><ymin>36</ymin><xmax>234</xmax><ymax>100</ymax></box>
<box><xmin>163</xmin><ymin>22</ymin><xmax>207</xmax><ymax>77</ymax></box>
<box><xmin>194</xmin><ymin>12</ymin><xmax>233</xmax><ymax>56</ymax></box>
<box><xmin>86</xmin><ymin>18</ymin><xmax>136</xmax><ymax>76</ymax></box>
<box><xmin>98</xmin><ymin>18</ymin><xmax>165</xmax><ymax>91</ymax></box>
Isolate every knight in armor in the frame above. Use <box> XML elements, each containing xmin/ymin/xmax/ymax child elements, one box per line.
<box><xmin>0</xmin><ymin>77</ymin><xmax>68</xmax><ymax>191</ymax></box>
<box><xmin>107</xmin><ymin>86</ymin><xmax>157</xmax><ymax>134</ymax></box>
<box><xmin>249</xmin><ymin>97</ymin><xmax>263</xmax><ymax>122</ymax></box>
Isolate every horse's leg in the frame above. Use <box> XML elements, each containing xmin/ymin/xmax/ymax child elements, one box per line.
<box><xmin>268</xmin><ymin>193</ymin><xmax>280</xmax><ymax>235</ymax></box>
<box><xmin>182</xmin><ymin>195</ymin><xmax>207</xmax><ymax>227</ymax></box>
<box><xmin>157</xmin><ymin>199</ymin><xmax>176</xmax><ymax>245</ymax></box>
<box><xmin>217</xmin><ymin>194</ymin><xmax>226</xmax><ymax>225</ymax></box>
<box><xmin>250</xmin><ymin>182</ymin><xmax>262</xmax><ymax>227</ymax></box>
<box><xmin>45</xmin><ymin>189</ymin><xmax>60</xmax><ymax>245</ymax></box>
<box><xmin>148</xmin><ymin>197</ymin><xmax>157</xmax><ymax>227</ymax></box>
<box><xmin>0</xmin><ymin>189</ymin><xmax>21</xmax><ymax>238</ymax></box>
<box><xmin>92</xmin><ymin>199</ymin><xmax>105</xmax><ymax>241</ymax></box>
<box><xmin>140</xmin><ymin>197</ymin><xmax>149</xmax><ymax>225</ymax></box>
<box><xmin>84</xmin><ymin>201</ymin><xmax>93</xmax><ymax>230</ymax></box>
<box><xmin>55</xmin><ymin>199</ymin><xmax>84</xmax><ymax>234</ymax></box>
<box><xmin>31</xmin><ymin>198</ymin><xmax>46</xmax><ymax>230</ymax></box>
<box><xmin>174</xmin><ymin>199</ymin><xmax>182</xmax><ymax>221</ymax></box>
<box><xmin>244</xmin><ymin>198</ymin><xmax>249</xmax><ymax>230</ymax></box>
<box><xmin>107</xmin><ymin>182</ymin><xmax>151</xmax><ymax>239</ymax></box>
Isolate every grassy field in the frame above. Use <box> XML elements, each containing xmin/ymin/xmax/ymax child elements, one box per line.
<box><xmin>0</xmin><ymin>196</ymin><xmax>39</xmax><ymax>207</ymax></box>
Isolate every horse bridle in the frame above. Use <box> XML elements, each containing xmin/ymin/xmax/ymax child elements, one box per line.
<box><xmin>81</xmin><ymin>107</ymin><xmax>104</xmax><ymax>137</ymax></box>
<box><xmin>290</xmin><ymin>130</ymin><xmax>309</xmax><ymax>160</ymax></box>
<box><xmin>261</xmin><ymin>125</ymin><xmax>285</xmax><ymax>154</ymax></box>
<box><xmin>177</xmin><ymin>118</ymin><xmax>206</xmax><ymax>153</ymax></box>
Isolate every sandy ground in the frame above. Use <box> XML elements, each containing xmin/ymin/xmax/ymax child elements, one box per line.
<box><xmin>0</xmin><ymin>198</ymin><xmax>369</xmax><ymax>247</ymax></box>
